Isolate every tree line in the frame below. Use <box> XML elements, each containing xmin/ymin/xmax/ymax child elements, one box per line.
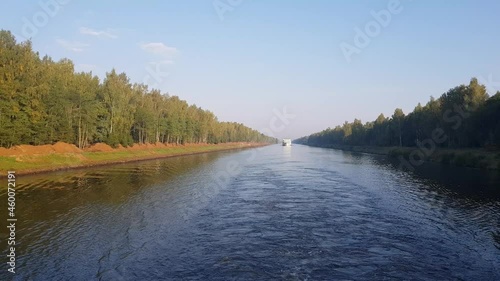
<box><xmin>295</xmin><ymin>78</ymin><xmax>500</xmax><ymax>149</ymax></box>
<box><xmin>0</xmin><ymin>30</ymin><xmax>276</xmax><ymax>148</ymax></box>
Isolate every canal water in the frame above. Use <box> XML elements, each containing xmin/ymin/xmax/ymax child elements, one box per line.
<box><xmin>1</xmin><ymin>145</ymin><xmax>499</xmax><ymax>280</ymax></box>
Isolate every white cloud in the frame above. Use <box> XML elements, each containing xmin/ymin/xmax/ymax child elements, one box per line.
<box><xmin>141</xmin><ymin>43</ymin><xmax>178</xmax><ymax>87</ymax></box>
<box><xmin>56</xmin><ymin>39</ymin><xmax>89</xmax><ymax>52</ymax></box>
<box><xmin>80</xmin><ymin>27</ymin><xmax>118</xmax><ymax>39</ymax></box>
<box><xmin>140</xmin><ymin>42</ymin><xmax>178</xmax><ymax>57</ymax></box>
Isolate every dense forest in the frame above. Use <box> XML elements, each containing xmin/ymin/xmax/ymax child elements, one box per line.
<box><xmin>295</xmin><ymin>78</ymin><xmax>500</xmax><ymax>149</ymax></box>
<box><xmin>0</xmin><ymin>30</ymin><xmax>275</xmax><ymax>148</ymax></box>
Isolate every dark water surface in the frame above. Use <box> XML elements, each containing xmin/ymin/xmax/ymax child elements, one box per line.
<box><xmin>1</xmin><ymin>145</ymin><xmax>499</xmax><ymax>280</ymax></box>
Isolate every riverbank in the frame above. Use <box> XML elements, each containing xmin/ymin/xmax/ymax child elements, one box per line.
<box><xmin>304</xmin><ymin>144</ymin><xmax>500</xmax><ymax>170</ymax></box>
<box><xmin>0</xmin><ymin>142</ymin><xmax>269</xmax><ymax>176</ymax></box>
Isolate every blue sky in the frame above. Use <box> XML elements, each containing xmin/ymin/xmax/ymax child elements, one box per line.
<box><xmin>1</xmin><ymin>0</ymin><xmax>499</xmax><ymax>139</ymax></box>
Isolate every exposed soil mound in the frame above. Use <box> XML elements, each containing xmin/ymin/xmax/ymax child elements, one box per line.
<box><xmin>155</xmin><ymin>142</ymin><xmax>166</xmax><ymax>148</ymax></box>
<box><xmin>0</xmin><ymin>147</ymin><xmax>10</xmax><ymax>156</ymax></box>
<box><xmin>12</xmin><ymin>144</ymin><xmax>55</xmax><ymax>155</ymax></box>
<box><xmin>144</xmin><ymin>142</ymin><xmax>155</xmax><ymax>149</ymax></box>
<box><xmin>0</xmin><ymin>141</ymin><xmax>250</xmax><ymax>158</ymax></box>
<box><xmin>116</xmin><ymin>144</ymin><xmax>126</xmax><ymax>150</ymax></box>
<box><xmin>85</xmin><ymin>143</ymin><xmax>114</xmax><ymax>152</ymax></box>
<box><xmin>52</xmin><ymin>142</ymin><xmax>82</xmax><ymax>153</ymax></box>
<box><xmin>129</xmin><ymin>143</ymin><xmax>142</xmax><ymax>150</ymax></box>
<box><xmin>0</xmin><ymin>142</ymin><xmax>82</xmax><ymax>156</ymax></box>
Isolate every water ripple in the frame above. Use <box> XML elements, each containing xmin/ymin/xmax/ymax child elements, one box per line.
<box><xmin>1</xmin><ymin>146</ymin><xmax>499</xmax><ymax>280</ymax></box>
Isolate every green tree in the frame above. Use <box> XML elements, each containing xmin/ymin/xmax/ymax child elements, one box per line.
<box><xmin>392</xmin><ymin>108</ymin><xmax>405</xmax><ymax>147</ymax></box>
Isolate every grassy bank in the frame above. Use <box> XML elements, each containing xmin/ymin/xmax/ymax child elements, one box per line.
<box><xmin>307</xmin><ymin>144</ymin><xmax>500</xmax><ymax>170</ymax></box>
<box><xmin>0</xmin><ymin>142</ymin><xmax>269</xmax><ymax>175</ymax></box>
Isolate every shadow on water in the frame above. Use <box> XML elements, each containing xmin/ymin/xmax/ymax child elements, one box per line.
<box><xmin>338</xmin><ymin>149</ymin><xmax>500</xmax><ymax>254</ymax></box>
<box><xmin>341</xmin><ymin>150</ymin><xmax>500</xmax><ymax>200</ymax></box>
<box><xmin>388</xmin><ymin>156</ymin><xmax>500</xmax><ymax>199</ymax></box>
<box><xmin>0</xmin><ymin>151</ymin><xmax>227</xmax><ymax>259</ymax></box>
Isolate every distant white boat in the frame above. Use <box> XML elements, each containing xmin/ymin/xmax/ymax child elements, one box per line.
<box><xmin>282</xmin><ymin>139</ymin><xmax>292</xmax><ymax>146</ymax></box>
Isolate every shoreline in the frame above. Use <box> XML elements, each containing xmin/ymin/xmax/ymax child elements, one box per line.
<box><xmin>0</xmin><ymin>142</ymin><xmax>270</xmax><ymax>177</ymax></box>
<box><xmin>302</xmin><ymin>144</ymin><xmax>500</xmax><ymax>171</ymax></box>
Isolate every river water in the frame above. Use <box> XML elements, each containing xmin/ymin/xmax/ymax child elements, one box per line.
<box><xmin>1</xmin><ymin>145</ymin><xmax>499</xmax><ymax>280</ymax></box>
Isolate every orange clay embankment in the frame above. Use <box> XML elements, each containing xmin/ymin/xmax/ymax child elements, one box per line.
<box><xmin>0</xmin><ymin>142</ymin><xmax>270</xmax><ymax>176</ymax></box>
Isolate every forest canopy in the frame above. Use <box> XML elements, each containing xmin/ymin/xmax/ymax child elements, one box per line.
<box><xmin>0</xmin><ymin>30</ymin><xmax>276</xmax><ymax>148</ymax></box>
<box><xmin>295</xmin><ymin>78</ymin><xmax>500</xmax><ymax>149</ymax></box>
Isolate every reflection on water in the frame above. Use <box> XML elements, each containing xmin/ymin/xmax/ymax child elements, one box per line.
<box><xmin>0</xmin><ymin>145</ymin><xmax>499</xmax><ymax>280</ymax></box>
<box><xmin>1</xmin><ymin>153</ymin><xmax>219</xmax><ymax>223</ymax></box>
<box><xmin>282</xmin><ymin>146</ymin><xmax>292</xmax><ymax>158</ymax></box>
